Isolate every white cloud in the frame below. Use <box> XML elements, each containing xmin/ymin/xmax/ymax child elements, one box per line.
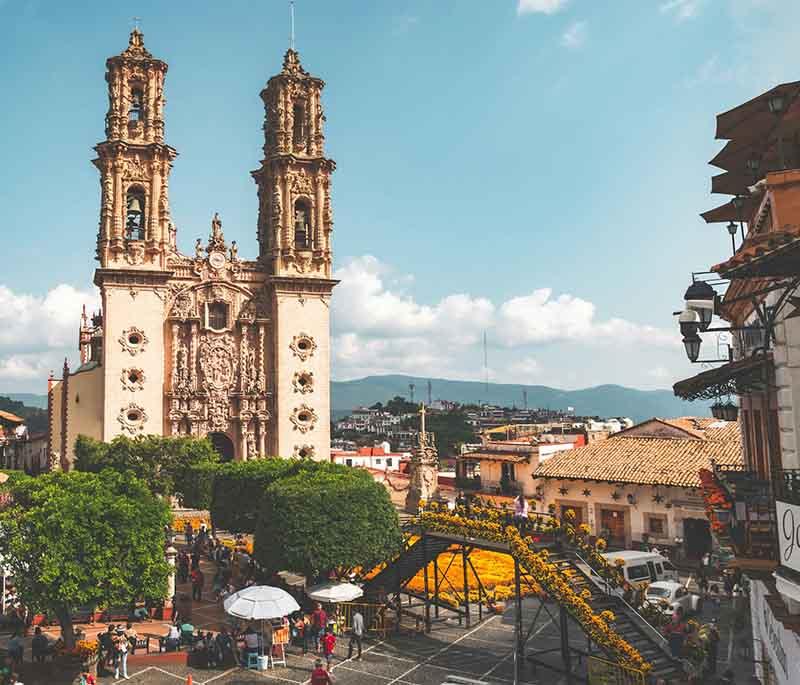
<box><xmin>0</xmin><ymin>283</ymin><xmax>99</xmax><ymax>390</ymax></box>
<box><xmin>683</xmin><ymin>54</ymin><xmax>736</xmax><ymax>88</ymax></box>
<box><xmin>659</xmin><ymin>0</ymin><xmax>702</xmax><ymax>21</ymax></box>
<box><xmin>517</xmin><ymin>0</ymin><xmax>568</xmax><ymax>15</ymax></box>
<box><xmin>560</xmin><ymin>20</ymin><xmax>587</xmax><ymax>49</ymax></box>
<box><xmin>331</xmin><ymin>256</ymin><xmax>677</xmax><ymax>385</ymax></box>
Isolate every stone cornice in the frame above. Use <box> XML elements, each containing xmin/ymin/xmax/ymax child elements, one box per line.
<box><xmin>268</xmin><ymin>276</ymin><xmax>338</xmax><ymax>295</ymax></box>
<box><xmin>94</xmin><ymin>268</ymin><xmax>173</xmax><ymax>288</ymax></box>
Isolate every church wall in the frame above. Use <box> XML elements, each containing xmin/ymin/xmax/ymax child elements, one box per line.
<box><xmin>273</xmin><ymin>292</ymin><xmax>331</xmax><ymax>461</ymax></box>
<box><xmin>102</xmin><ymin>287</ymin><xmax>166</xmax><ymax>442</ymax></box>
<box><xmin>48</xmin><ymin>380</ymin><xmax>64</xmax><ymax>468</ymax></box>
<box><xmin>64</xmin><ymin>365</ymin><xmax>104</xmax><ymax>464</ymax></box>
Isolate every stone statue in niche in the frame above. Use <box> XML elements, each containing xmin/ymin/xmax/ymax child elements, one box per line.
<box><xmin>247</xmin><ymin>430</ymin><xmax>257</xmax><ymax>459</ymax></box>
<box><xmin>174</xmin><ymin>344</ymin><xmax>190</xmax><ymax>392</ymax></box>
<box><xmin>195</xmin><ymin>238</ymin><xmax>204</xmax><ymax>258</ymax></box>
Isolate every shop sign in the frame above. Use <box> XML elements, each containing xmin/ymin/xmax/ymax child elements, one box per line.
<box><xmin>776</xmin><ymin>500</ymin><xmax>800</xmax><ymax>574</ymax></box>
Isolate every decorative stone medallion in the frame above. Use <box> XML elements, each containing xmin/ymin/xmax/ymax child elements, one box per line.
<box><xmin>289</xmin><ymin>333</ymin><xmax>316</xmax><ymax>361</ymax></box>
<box><xmin>117</xmin><ymin>402</ymin><xmax>148</xmax><ymax>434</ymax></box>
<box><xmin>121</xmin><ymin>368</ymin><xmax>145</xmax><ymax>391</ymax></box>
<box><xmin>293</xmin><ymin>444</ymin><xmax>316</xmax><ymax>459</ymax></box>
<box><xmin>119</xmin><ymin>327</ymin><xmax>148</xmax><ymax>355</ymax></box>
<box><xmin>292</xmin><ymin>371</ymin><xmax>314</xmax><ymax>394</ymax></box>
<box><xmin>290</xmin><ymin>405</ymin><xmax>318</xmax><ymax>433</ymax></box>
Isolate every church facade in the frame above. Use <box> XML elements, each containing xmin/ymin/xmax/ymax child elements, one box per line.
<box><xmin>48</xmin><ymin>30</ymin><xmax>337</xmax><ymax>468</ymax></box>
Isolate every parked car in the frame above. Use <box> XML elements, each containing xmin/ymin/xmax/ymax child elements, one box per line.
<box><xmin>600</xmin><ymin>551</ymin><xmax>679</xmax><ymax>587</ymax></box>
<box><xmin>642</xmin><ymin>580</ymin><xmax>700</xmax><ymax>615</ymax></box>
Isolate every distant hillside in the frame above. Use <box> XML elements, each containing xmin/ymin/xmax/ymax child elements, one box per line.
<box><xmin>6</xmin><ymin>394</ymin><xmax>47</xmax><ymax>410</ymax></box>
<box><xmin>0</xmin><ymin>396</ymin><xmax>48</xmax><ymax>434</ymax></box>
<box><xmin>330</xmin><ymin>375</ymin><xmax>709</xmax><ymax>424</ymax></box>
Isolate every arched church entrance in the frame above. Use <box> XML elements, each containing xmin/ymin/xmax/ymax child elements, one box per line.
<box><xmin>208</xmin><ymin>432</ymin><xmax>235</xmax><ymax>462</ymax></box>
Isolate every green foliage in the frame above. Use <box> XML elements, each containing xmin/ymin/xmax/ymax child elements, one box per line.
<box><xmin>0</xmin><ymin>396</ymin><xmax>48</xmax><ymax>434</ymax></box>
<box><xmin>0</xmin><ymin>470</ymin><xmax>170</xmax><ymax>644</ymax></box>
<box><xmin>211</xmin><ymin>459</ymin><xmax>307</xmax><ymax>533</ymax></box>
<box><xmin>74</xmin><ymin>434</ymin><xmax>219</xmax><ymax>499</ymax></box>
<box><xmin>254</xmin><ymin>463</ymin><xmax>402</xmax><ymax>578</ymax></box>
<box><xmin>180</xmin><ymin>461</ymin><xmax>221</xmax><ymax>510</ymax></box>
<box><xmin>385</xmin><ymin>395</ymin><xmax>417</xmax><ymax>416</ymax></box>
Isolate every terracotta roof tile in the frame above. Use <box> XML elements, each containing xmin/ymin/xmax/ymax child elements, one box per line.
<box><xmin>532</xmin><ymin>417</ymin><xmax>741</xmax><ymax>488</ymax></box>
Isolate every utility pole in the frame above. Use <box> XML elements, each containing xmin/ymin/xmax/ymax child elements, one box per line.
<box><xmin>409</xmin><ymin>383</ymin><xmax>415</xmax><ymax>403</ymax></box>
<box><xmin>523</xmin><ymin>389</ymin><xmax>528</xmax><ymax>411</ymax></box>
<box><xmin>427</xmin><ymin>380</ymin><xmax>432</xmax><ymax>406</ymax></box>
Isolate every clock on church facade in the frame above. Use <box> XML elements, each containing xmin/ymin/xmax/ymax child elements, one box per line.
<box><xmin>47</xmin><ymin>29</ymin><xmax>337</xmax><ymax>467</ymax></box>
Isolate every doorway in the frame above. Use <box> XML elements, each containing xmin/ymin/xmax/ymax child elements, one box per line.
<box><xmin>208</xmin><ymin>432</ymin><xmax>235</xmax><ymax>462</ymax></box>
<box><xmin>599</xmin><ymin>508</ymin><xmax>626</xmax><ymax>549</ymax></box>
<box><xmin>683</xmin><ymin>518</ymin><xmax>712</xmax><ymax>559</ymax></box>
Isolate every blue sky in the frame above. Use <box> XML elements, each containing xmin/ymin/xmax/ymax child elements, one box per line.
<box><xmin>0</xmin><ymin>0</ymin><xmax>796</xmax><ymax>395</ymax></box>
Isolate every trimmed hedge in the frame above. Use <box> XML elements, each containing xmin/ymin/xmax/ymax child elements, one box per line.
<box><xmin>254</xmin><ymin>464</ymin><xmax>403</xmax><ymax>578</ymax></box>
<box><xmin>180</xmin><ymin>462</ymin><xmax>220</xmax><ymax>510</ymax></box>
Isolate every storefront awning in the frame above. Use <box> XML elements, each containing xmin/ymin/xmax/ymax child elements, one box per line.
<box><xmin>673</xmin><ymin>355</ymin><xmax>771</xmax><ymax>401</ymax></box>
<box><xmin>713</xmin><ymin>231</ymin><xmax>800</xmax><ymax>279</ymax></box>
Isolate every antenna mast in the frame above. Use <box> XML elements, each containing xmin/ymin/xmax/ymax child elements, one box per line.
<box><xmin>483</xmin><ymin>331</ymin><xmax>489</xmax><ymax>404</ymax></box>
<box><xmin>289</xmin><ymin>1</ymin><xmax>295</xmax><ymax>50</ymax></box>
<box><xmin>427</xmin><ymin>380</ymin><xmax>432</xmax><ymax>406</ymax></box>
<box><xmin>409</xmin><ymin>383</ymin><xmax>415</xmax><ymax>403</ymax></box>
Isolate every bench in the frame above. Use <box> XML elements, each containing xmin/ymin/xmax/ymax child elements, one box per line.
<box><xmin>131</xmin><ymin>636</ymin><xmax>150</xmax><ymax>654</ymax></box>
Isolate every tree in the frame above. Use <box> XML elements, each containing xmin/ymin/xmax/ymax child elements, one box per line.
<box><xmin>74</xmin><ymin>434</ymin><xmax>219</xmax><ymax>500</ymax></box>
<box><xmin>254</xmin><ymin>464</ymin><xmax>402</xmax><ymax>579</ymax></box>
<box><xmin>210</xmin><ymin>459</ymin><xmax>303</xmax><ymax>533</ymax></box>
<box><xmin>0</xmin><ymin>470</ymin><xmax>170</xmax><ymax>647</ymax></box>
<box><xmin>385</xmin><ymin>396</ymin><xmax>416</xmax><ymax>416</ymax></box>
<box><xmin>425</xmin><ymin>411</ymin><xmax>476</xmax><ymax>457</ymax></box>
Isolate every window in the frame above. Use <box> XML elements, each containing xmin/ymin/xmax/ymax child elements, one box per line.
<box><xmin>293</xmin><ymin>102</ymin><xmax>306</xmax><ymax>147</ymax></box>
<box><xmin>655</xmin><ymin>563</ymin><xmax>663</xmax><ymax>574</ymax></box>
<box><xmin>346</xmin><ymin>458</ymin><xmax>353</xmax><ymax>467</ymax></box>
<box><xmin>627</xmin><ymin>564</ymin><xmax>650</xmax><ymax>581</ymax></box>
<box><xmin>129</xmin><ymin>88</ymin><xmax>144</xmax><ymax>122</ymax></box>
<box><xmin>647</xmin><ymin>516</ymin><xmax>666</xmax><ymax>537</ymax></box>
<box><xmin>125</xmin><ymin>188</ymin><xmax>146</xmax><ymax>240</ymax></box>
<box><xmin>501</xmin><ymin>462</ymin><xmax>516</xmax><ymax>482</ymax></box>
<box><xmin>294</xmin><ymin>200</ymin><xmax>312</xmax><ymax>250</ymax></box>
<box><xmin>375</xmin><ymin>458</ymin><xmax>382</xmax><ymax>465</ymax></box>
<box><xmin>386</xmin><ymin>458</ymin><xmax>392</xmax><ymax>467</ymax></box>
<box><xmin>207</xmin><ymin>301</ymin><xmax>228</xmax><ymax>331</ymax></box>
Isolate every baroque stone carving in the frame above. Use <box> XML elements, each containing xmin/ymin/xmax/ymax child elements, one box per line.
<box><xmin>121</xmin><ymin>368</ymin><xmax>145</xmax><ymax>391</ymax></box>
<box><xmin>405</xmin><ymin>405</ymin><xmax>440</xmax><ymax>513</ymax></box>
<box><xmin>291</xmin><ymin>169</ymin><xmax>314</xmax><ymax>196</ymax></box>
<box><xmin>199</xmin><ymin>333</ymin><xmax>237</xmax><ymax>433</ymax></box>
<box><xmin>117</xmin><ymin>402</ymin><xmax>148</xmax><ymax>435</ymax></box>
<box><xmin>290</xmin><ymin>333</ymin><xmax>316</xmax><ymax>361</ymax></box>
<box><xmin>290</xmin><ymin>404</ymin><xmax>318</xmax><ymax>433</ymax></box>
<box><xmin>173</xmin><ymin>343</ymin><xmax>191</xmax><ymax>394</ymax></box>
<box><xmin>170</xmin><ymin>288</ymin><xmax>194</xmax><ymax>319</ymax></box>
<box><xmin>293</xmin><ymin>444</ymin><xmax>315</xmax><ymax>459</ymax></box>
<box><xmin>119</xmin><ymin>327</ymin><xmax>148</xmax><ymax>355</ymax></box>
<box><xmin>292</xmin><ymin>371</ymin><xmax>314</xmax><ymax>394</ymax></box>
<box><xmin>124</xmin><ymin>242</ymin><xmax>146</xmax><ymax>264</ymax></box>
<box><xmin>246</xmin><ymin>430</ymin><xmax>258</xmax><ymax>459</ymax></box>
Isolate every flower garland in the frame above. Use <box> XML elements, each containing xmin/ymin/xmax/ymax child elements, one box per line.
<box><xmin>416</xmin><ymin>509</ymin><xmax>651</xmax><ymax>673</ymax></box>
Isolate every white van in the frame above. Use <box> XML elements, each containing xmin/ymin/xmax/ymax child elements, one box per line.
<box><xmin>601</xmin><ymin>551</ymin><xmax>678</xmax><ymax>587</ymax></box>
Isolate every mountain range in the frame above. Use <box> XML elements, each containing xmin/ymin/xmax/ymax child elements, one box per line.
<box><xmin>6</xmin><ymin>375</ymin><xmax>708</xmax><ymax>426</ymax></box>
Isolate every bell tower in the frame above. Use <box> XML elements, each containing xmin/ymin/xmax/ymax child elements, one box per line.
<box><xmin>93</xmin><ymin>28</ymin><xmax>177</xmax><ymax>270</ymax></box>
<box><xmin>252</xmin><ymin>49</ymin><xmax>334</xmax><ymax>277</ymax></box>
<box><xmin>253</xmin><ymin>49</ymin><xmax>338</xmax><ymax>461</ymax></box>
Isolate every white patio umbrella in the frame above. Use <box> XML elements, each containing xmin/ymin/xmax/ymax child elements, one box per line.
<box><xmin>307</xmin><ymin>582</ymin><xmax>363</xmax><ymax>603</ymax></box>
<box><xmin>224</xmin><ymin>586</ymin><xmax>300</xmax><ymax>660</ymax></box>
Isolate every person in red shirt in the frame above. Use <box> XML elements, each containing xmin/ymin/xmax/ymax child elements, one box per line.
<box><xmin>191</xmin><ymin>567</ymin><xmax>205</xmax><ymax>601</ymax></box>
<box><xmin>311</xmin><ymin>603</ymin><xmax>327</xmax><ymax>652</ymax></box>
<box><xmin>321</xmin><ymin>630</ymin><xmax>336</xmax><ymax>669</ymax></box>
<box><xmin>311</xmin><ymin>657</ymin><xmax>335</xmax><ymax>685</ymax></box>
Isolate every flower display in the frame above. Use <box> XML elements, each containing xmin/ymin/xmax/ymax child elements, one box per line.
<box><xmin>415</xmin><ymin>507</ymin><xmax>651</xmax><ymax>673</ymax></box>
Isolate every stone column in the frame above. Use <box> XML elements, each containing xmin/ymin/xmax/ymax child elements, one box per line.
<box><xmin>258</xmin><ymin>420</ymin><xmax>267</xmax><ymax>457</ymax></box>
<box><xmin>113</xmin><ymin>159</ymin><xmax>124</xmax><ymax>239</ymax></box>
<box><xmin>162</xmin><ymin>544</ymin><xmax>178</xmax><ymax>620</ymax></box>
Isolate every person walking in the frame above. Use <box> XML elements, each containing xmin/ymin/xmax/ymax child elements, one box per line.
<box><xmin>311</xmin><ymin>658</ymin><xmax>335</xmax><ymax>685</ymax></box>
<box><xmin>191</xmin><ymin>567</ymin><xmax>205</xmax><ymax>602</ymax></box>
<box><xmin>706</xmin><ymin>619</ymin><xmax>720</xmax><ymax>676</ymax></box>
<box><xmin>311</xmin><ymin>603</ymin><xmax>327</xmax><ymax>653</ymax></box>
<box><xmin>114</xmin><ymin>629</ymin><xmax>130</xmax><ymax>680</ymax></box>
<box><xmin>348</xmin><ymin>610</ymin><xmax>364</xmax><ymax>661</ymax></box>
<box><xmin>321</xmin><ymin>630</ymin><xmax>336</xmax><ymax>669</ymax></box>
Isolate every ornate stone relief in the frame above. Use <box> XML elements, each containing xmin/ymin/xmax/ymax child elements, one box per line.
<box><xmin>173</xmin><ymin>343</ymin><xmax>191</xmax><ymax>395</ymax></box>
<box><xmin>246</xmin><ymin>430</ymin><xmax>258</xmax><ymax>459</ymax></box>
<box><xmin>124</xmin><ymin>242</ymin><xmax>146</xmax><ymax>265</ymax></box>
<box><xmin>293</xmin><ymin>371</ymin><xmax>314</xmax><ymax>394</ymax></box>
<box><xmin>117</xmin><ymin>402</ymin><xmax>148</xmax><ymax>435</ymax></box>
<box><xmin>170</xmin><ymin>287</ymin><xmax>194</xmax><ymax>319</ymax></box>
<box><xmin>119</xmin><ymin>327</ymin><xmax>148</xmax><ymax>355</ymax></box>
<box><xmin>290</xmin><ymin>404</ymin><xmax>318</xmax><ymax>433</ymax></box>
<box><xmin>290</xmin><ymin>333</ymin><xmax>316</xmax><ymax>361</ymax></box>
<box><xmin>121</xmin><ymin>368</ymin><xmax>145</xmax><ymax>391</ymax></box>
<box><xmin>293</xmin><ymin>444</ymin><xmax>316</xmax><ymax>459</ymax></box>
<box><xmin>199</xmin><ymin>333</ymin><xmax>237</xmax><ymax>433</ymax></box>
<box><xmin>291</xmin><ymin>169</ymin><xmax>314</xmax><ymax>195</ymax></box>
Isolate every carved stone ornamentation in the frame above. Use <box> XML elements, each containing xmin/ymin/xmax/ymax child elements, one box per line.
<box><xmin>170</xmin><ymin>289</ymin><xmax>194</xmax><ymax>320</ymax></box>
<box><xmin>293</xmin><ymin>444</ymin><xmax>316</xmax><ymax>459</ymax></box>
<box><xmin>206</xmin><ymin>397</ymin><xmax>230</xmax><ymax>432</ymax></box>
<box><xmin>291</xmin><ymin>170</ymin><xmax>314</xmax><ymax>196</ymax></box>
<box><xmin>290</xmin><ymin>405</ymin><xmax>318</xmax><ymax>433</ymax></box>
<box><xmin>199</xmin><ymin>334</ymin><xmax>237</xmax><ymax>393</ymax></box>
<box><xmin>246</xmin><ymin>430</ymin><xmax>258</xmax><ymax>459</ymax></box>
<box><xmin>121</xmin><ymin>368</ymin><xmax>145</xmax><ymax>391</ymax></box>
<box><xmin>289</xmin><ymin>333</ymin><xmax>316</xmax><ymax>361</ymax></box>
<box><xmin>405</xmin><ymin>404</ymin><xmax>440</xmax><ymax>513</ymax></box>
<box><xmin>292</xmin><ymin>371</ymin><xmax>314</xmax><ymax>394</ymax></box>
<box><xmin>173</xmin><ymin>344</ymin><xmax>191</xmax><ymax>394</ymax></box>
<box><xmin>124</xmin><ymin>242</ymin><xmax>146</xmax><ymax>265</ymax></box>
<box><xmin>117</xmin><ymin>402</ymin><xmax>148</xmax><ymax>435</ymax></box>
<box><xmin>119</xmin><ymin>327</ymin><xmax>148</xmax><ymax>355</ymax></box>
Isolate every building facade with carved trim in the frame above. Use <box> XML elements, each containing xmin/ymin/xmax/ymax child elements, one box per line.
<box><xmin>48</xmin><ymin>30</ymin><xmax>337</xmax><ymax>467</ymax></box>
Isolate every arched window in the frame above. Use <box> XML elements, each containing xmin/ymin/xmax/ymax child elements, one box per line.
<box><xmin>294</xmin><ymin>199</ymin><xmax>312</xmax><ymax>250</ymax></box>
<box><xmin>125</xmin><ymin>187</ymin><xmax>146</xmax><ymax>241</ymax></box>
<box><xmin>129</xmin><ymin>88</ymin><xmax>144</xmax><ymax>122</ymax></box>
<box><xmin>293</xmin><ymin>102</ymin><xmax>306</xmax><ymax>147</ymax></box>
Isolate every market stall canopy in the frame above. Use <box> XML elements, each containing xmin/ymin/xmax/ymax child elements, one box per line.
<box><xmin>672</xmin><ymin>355</ymin><xmax>771</xmax><ymax>401</ymax></box>
<box><xmin>307</xmin><ymin>581</ymin><xmax>364</xmax><ymax>603</ymax></box>
<box><xmin>223</xmin><ymin>585</ymin><xmax>300</xmax><ymax>621</ymax></box>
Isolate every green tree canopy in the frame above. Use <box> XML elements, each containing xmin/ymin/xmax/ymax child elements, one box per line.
<box><xmin>210</xmin><ymin>459</ymin><xmax>305</xmax><ymax>533</ymax></box>
<box><xmin>0</xmin><ymin>470</ymin><xmax>171</xmax><ymax>646</ymax></box>
<box><xmin>74</xmin><ymin>434</ymin><xmax>219</xmax><ymax>500</ymax></box>
<box><xmin>254</xmin><ymin>464</ymin><xmax>402</xmax><ymax>579</ymax></box>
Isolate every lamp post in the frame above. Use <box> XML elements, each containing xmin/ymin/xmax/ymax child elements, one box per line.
<box><xmin>679</xmin><ymin>309</ymin><xmax>702</xmax><ymax>362</ymax></box>
<box><xmin>684</xmin><ymin>280</ymin><xmax>716</xmax><ymax>332</ymax></box>
<box><xmin>731</xmin><ymin>194</ymin><xmax>747</xmax><ymax>242</ymax></box>
<box><xmin>768</xmin><ymin>92</ymin><xmax>786</xmax><ymax>169</ymax></box>
<box><xmin>727</xmin><ymin>221</ymin><xmax>738</xmax><ymax>255</ymax></box>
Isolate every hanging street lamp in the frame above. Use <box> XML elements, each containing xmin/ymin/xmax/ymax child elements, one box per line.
<box><xmin>684</xmin><ymin>279</ymin><xmax>716</xmax><ymax>332</ymax></box>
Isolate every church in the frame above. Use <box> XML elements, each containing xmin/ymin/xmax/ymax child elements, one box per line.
<box><xmin>48</xmin><ymin>29</ymin><xmax>337</xmax><ymax>468</ymax></box>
